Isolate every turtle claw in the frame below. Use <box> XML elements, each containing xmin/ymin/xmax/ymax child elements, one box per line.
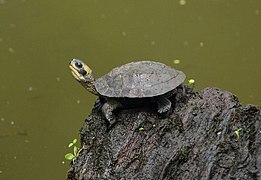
<box><xmin>106</xmin><ymin>111</ymin><xmax>115</xmax><ymax>121</ymax></box>
<box><xmin>94</xmin><ymin>99</ymin><xmax>102</xmax><ymax>110</ymax></box>
<box><xmin>158</xmin><ymin>104</ymin><xmax>171</xmax><ymax>114</ymax></box>
<box><xmin>104</xmin><ymin>111</ymin><xmax>116</xmax><ymax>127</ymax></box>
<box><xmin>106</xmin><ymin>113</ymin><xmax>116</xmax><ymax>124</ymax></box>
<box><xmin>157</xmin><ymin>97</ymin><xmax>172</xmax><ymax>114</ymax></box>
<box><xmin>101</xmin><ymin>100</ymin><xmax>122</xmax><ymax>125</ymax></box>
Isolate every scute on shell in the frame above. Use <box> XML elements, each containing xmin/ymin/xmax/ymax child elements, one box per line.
<box><xmin>94</xmin><ymin>61</ymin><xmax>186</xmax><ymax>98</ymax></box>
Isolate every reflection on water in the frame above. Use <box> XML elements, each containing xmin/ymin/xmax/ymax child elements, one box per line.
<box><xmin>0</xmin><ymin>0</ymin><xmax>260</xmax><ymax>179</ymax></box>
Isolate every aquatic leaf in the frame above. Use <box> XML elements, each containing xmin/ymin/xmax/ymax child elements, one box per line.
<box><xmin>74</xmin><ymin>146</ymin><xmax>78</xmax><ymax>156</ymax></box>
<box><xmin>65</xmin><ymin>153</ymin><xmax>75</xmax><ymax>160</ymax></box>
<box><xmin>188</xmin><ymin>79</ymin><xmax>195</xmax><ymax>85</ymax></box>
<box><xmin>72</xmin><ymin>139</ymin><xmax>77</xmax><ymax>144</ymax></box>
<box><xmin>173</xmin><ymin>59</ymin><xmax>180</xmax><ymax>64</ymax></box>
<box><xmin>68</xmin><ymin>139</ymin><xmax>77</xmax><ymax>147</ymax></box>
<box><xmin>68</xmin><ymin>143</ymin><xmax>74</xmax><ymax>148</ymax></box>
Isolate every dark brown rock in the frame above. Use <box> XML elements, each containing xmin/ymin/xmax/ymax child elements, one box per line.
<box><xmin>67</xmin><ymin>85</ymin><xmax>261</xmax><ymax>180</ymax></box>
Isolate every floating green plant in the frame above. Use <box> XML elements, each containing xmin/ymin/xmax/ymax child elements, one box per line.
<box><xmin>188</xmin><ymin>79</ymin><xmax>195</xmax><ymax>85</ymax></box>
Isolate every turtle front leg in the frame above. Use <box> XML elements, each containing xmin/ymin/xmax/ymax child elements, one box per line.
<box><xmin>156</xmin><ymin>96</ymin><xmax>172</xmax><ymax>114</ymax></box>
<box><xmin>101</xmin><ymin>99</ymin><xmax>122</xmax><ymax>124</ymax></box>
<box><xmin>93</xmin><ymin>97</ymin><xmax>106</xmax><ymax>110</ymax></box>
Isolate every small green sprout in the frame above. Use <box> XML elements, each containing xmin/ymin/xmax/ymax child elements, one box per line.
<box><xmin>68</xmin><ymin>138</ymin><xmax>77</xmax><ymax>148</ymax></box>
<box><xmin>188</xmin><ymin>79</ymin><xmax>195</xmax><ymax>85</ymax></box>
<box><xmin>65</xmin><ymin>139</ymin><xmax>83</xmax><ymax>161</ymax></box>
<box><xmin>82</xmin><ymin>168</ymin><xmax>87</xmax><ymax>174</ymax></box>
<box><xmin>138</xmin><ymin>127</ymin><xmax>144</xmax><ymax>132</ymax></box>
<box><xmin>234</xmin><ymin>128</ymin><xmax>242</xmax><ymax>139</ymax></box>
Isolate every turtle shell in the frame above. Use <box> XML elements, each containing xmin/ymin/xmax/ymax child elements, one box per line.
<box><xmin>94</xmin><ymin>61</ymin><xmax>186</xmax><ymax>98</ymax></box>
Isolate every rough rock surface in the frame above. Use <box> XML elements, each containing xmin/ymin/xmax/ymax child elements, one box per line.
<box><xmin>67</xmin><ymin>85</ymin><xmax>261</xmax><ymax>180</ymax></box>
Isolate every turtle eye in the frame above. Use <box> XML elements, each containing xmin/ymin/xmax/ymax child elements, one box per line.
<box><xmin>75</xmin><ymin>62</ymin><xmax>83</xmax><ymax>68</ymax></box>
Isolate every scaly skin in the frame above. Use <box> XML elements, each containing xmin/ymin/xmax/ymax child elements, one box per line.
<box><xmin>69</xmin><ymin>59</ymin><xmax>179</xmax><ymax>124</ymax></box>
<box><xmin>69</xmin><ymin>59</ymin><xmax>122</xmax><ymax>124</ymax></box>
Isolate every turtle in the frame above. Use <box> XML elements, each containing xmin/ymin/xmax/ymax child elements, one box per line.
<box><xmin>69</xmin><ymin>59</ymin><xmax>186</xmax><ymax>123</ymax></box>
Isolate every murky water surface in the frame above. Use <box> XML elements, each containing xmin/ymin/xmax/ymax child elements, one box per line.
<box><xmin>0</xmin><ymin>0</ymin><xmax>260</xmax><ymax>179</ymax></box>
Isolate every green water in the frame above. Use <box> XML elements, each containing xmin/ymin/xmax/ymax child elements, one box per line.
<box><xmin>0</xmin><ymin>0</ymin><xmax>260</xmax><ymax>179</ymax></box>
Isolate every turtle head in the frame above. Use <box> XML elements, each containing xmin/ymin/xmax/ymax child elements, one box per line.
<box><xmin>69</xmin><ymin>59</ymin><xmax>98</xmax><ymax>95</ymax></box>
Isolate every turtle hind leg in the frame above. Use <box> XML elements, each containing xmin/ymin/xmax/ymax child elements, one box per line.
<box><xmin>156</xmin><ymin>97</ymin><xmax>172</xmax><ymax>114</ymax></box>
<box><xmin>101</xmin><ymin>99</ymin><xmax>122</xmax><ymax>125</ymax></box>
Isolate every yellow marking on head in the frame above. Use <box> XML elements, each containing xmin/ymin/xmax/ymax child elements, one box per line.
<box><xmin>82</xmin><ymin>63</ymin><xmax>92</xmax><ymax>75</ymax></box>
<box><xmin>69</xmin><ymin>59</ymin><xmax>98</xmax><ymax>95</ymax></box>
